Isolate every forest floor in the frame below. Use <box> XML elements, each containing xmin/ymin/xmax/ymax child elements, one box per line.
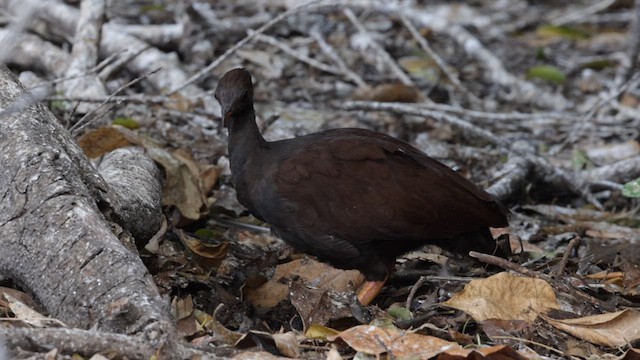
<box><xmin>2</xmin><ymin>0</ymin><xmax>640</xmax><ymax>359</ymax></box>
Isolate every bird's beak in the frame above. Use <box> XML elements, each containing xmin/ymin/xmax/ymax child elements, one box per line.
<box><xmin>221</xmin><ymin>108</ymin><xmax>229</xmax><ymax>128</ymax></box>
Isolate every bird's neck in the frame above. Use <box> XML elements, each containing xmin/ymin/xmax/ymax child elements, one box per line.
<box><xmin>227</xmin><ymin>107</ymin><xmax>268</xmax><ymax>177</ymax></box>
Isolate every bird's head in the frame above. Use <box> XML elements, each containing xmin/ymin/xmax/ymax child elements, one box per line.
<box><xmin>214</xmin><ymin>68</ymin><xmax>254</xmax><ymax>127</ymax></box>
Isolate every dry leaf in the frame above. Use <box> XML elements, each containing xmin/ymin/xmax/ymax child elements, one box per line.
<box><xmin>272</xmin><ymin>332</ymin><xmax>300</xmax><ymax>358</ymax></box>
<box><xmin>438</xmin><ymin>344</ymin><xmax>529</xmax><ymax>359</ymax></box>
<box><xmin>443</xmin><ymin>272</ymin><xmax>559</xmax><ymax>322</ymax></box>
<box><xmin>328</xmin><ymin>325</ymin><xmax>461</xmax><ymax>358</ymax></box>
<box><xmin>194</xmin><ymin>308</ymin><xmax>244</xmax><ymax>345</ymax></box>
<box><xmin>352</xmin><ymin>83</ymin><xmax>420</xmax><ymax>103</ymax></box>
<box><xmin>173</xmin><ymin>295</ymin><xmax>194</xmax><ymax>320</ymax></box>
<box><xmin>4</xmin><ymin>293</ymin><xmax>66</xmax><ymax>327</ymax></box>
<box><xmin>244</xmin><ymin>257</ymin><xmax>364</xmax><ymax>310</ymax></box>
<box><xmin>176</xmin><ymin>229</ymin><xmax>229</xmax><ymax>268</ymax></box>
<box><xmin>79</xmin><ymin>126</ymin><xmax>209</xmax><ymax>220</ymax></box>
<box><xmin>304</xmin><ymin>324</ymin><xmax>341</xmax><ymax>339</ymax></box>
<box><xmin>231</xmin><ymin>351</ymin><xmax>288</xmax><ymax>360</ymax></box>
<box><xmin>77</xmin><ymin>126</ymin><xmax>135</xmax><ymax>158</ymax></box>
<box><xmin>151</xmin><ymin>146</ymin><xmax>207</xmax><ymax>220</ymax></box>
<box><xmin>289</xmin><ymin>281</ymin><xmax>352</xmax><ymax>330</ymax></box>
<box><xmin>542</xmin><ymin>309</ymin><xmax>640</xmax><ymax>347</ymax></box>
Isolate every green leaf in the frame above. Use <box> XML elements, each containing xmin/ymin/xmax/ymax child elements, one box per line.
<box><xmin>387</xmin><ymin>305</ymin><xmax>413</xmax><ymax>321</ymax></box>
<box><xmin>527</xmin><ymin>65</ymin><xmax>566</xmax><ymax>84</ymax></box>
<box><xmin>571</xmin><ymin>148</ymin><xmax>592</xmax><ymax>170</ymax></box>
<box><xmin>622</xmin><ymin>178</ymin><xmax>640</xmax><ymax>198</ymax></box>
<box><xmin>536</xmin><ymin>25</ymin><xmax>591</xmax><ymax>40</ymax></box>
<box><xmin>112</xmin><ymin>117</ymin><xmax>140</xmax><ymax>129</ymax></box>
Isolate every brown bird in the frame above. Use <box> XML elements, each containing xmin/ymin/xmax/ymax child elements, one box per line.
<box><xmin>214</xmin><ymin>68</ymin><xmax>509</xmax><ymax>305</ymax></box>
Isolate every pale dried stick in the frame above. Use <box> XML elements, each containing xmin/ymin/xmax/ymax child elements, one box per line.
<box><xmin>398</xmin><ymin>12</ymin><xmax>480</xmax><ymax>104</ymax></box>
<box><xmin>169</xmin><ymin>0</ymin><xmax>332</xmax><ymax>95</ymax></box>
<box><xmin>310</xmin><ymin>27</ymin><xmax>367</xmax><ymax>88</ymax></box>
<box><xmin>252</xmin><ymin>32</ymin><xmax>343</xmax><ymax>76</ymax></box>
<box><xmin>343</xmin><ymin>7</ymin><xmax>414</xmax><ymax>86</ymax></box>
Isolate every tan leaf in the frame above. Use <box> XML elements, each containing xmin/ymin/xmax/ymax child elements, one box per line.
<box><xmin>352</xmin><ymin>83</ymin><xmax>420</xmax><ymax>103</ymax></box>
<box><xmin>443</xmin><ymin>272</ymin><xmax>559</xmax><ymax>322</ymax></box>
<box><xmin>194</xmin><ymin>308</ymin><xmax>244</xmax><ymax>346</ymax></box>
<box><xmin>542</xmin><ymin>309</ymin><xmax>640</xmax><ymax>347</ymax></box>
<box><xmin>4</xmin><ymin>293</ymin><xmax>66</xmax><ymax>327</ymax></box>
<box><xmin>272</xmin><ymin>332</ymin><xmax>300</xmax><ymax>358</ymax></box>
<box><xmin>438</xmin><ymin>344</ymin><xmax>529</xmax><ymax>359</ymax></box>
<box><xmin>79</xmin><ymin>126</ymin><xmax>208</xmax><ymax>220</ymax></box>
<box><xmin>176</xmin><ymin>229</ymin><xmax>229</xmax><ymax>268</ymax></box>
<box><xmin>244</xmin><ymin>258</ymin><xmax>364</xmax><ymax>310</ymax></box>
<box><xmin>151</xmin><ymin>146</ymin><xmax>207</xmax><ymax>220</ymax></box>
<box><xmin>77</xmin><ymin>126</ymin><xmax>135</xmax><ymax>158</ymax></box>
<box><xmin>328</xmin><ymin>325</ymin><xmax>461</xmax><ymax>358</ymax></box>
<box><xmin>304</xmin><ymin>324</ymin><xmax>341</xmax><ymax>339</ymax></box>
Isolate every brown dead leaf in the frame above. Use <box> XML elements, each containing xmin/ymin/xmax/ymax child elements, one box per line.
<box><xmin>329</xmin><ymin>325</ymin><xmax>461</xmax><ymax>358</ymax></box>
<box><xmin>194</xmin><ymin>308</ymin><xmax>244</xmax><ymax>346</ymax></box>
<box><xmin>289</xmin><ymin>281</ymin><xmax>353</xmax><ymax>330</ymax></box>
<box><xmin>153</xmin><ymin>146</ymin><xmax>208</xmax><ymax>220</ymax></box>
<box><xmin>173</xmin><ymin>295</ymin><xmax>194</xmax><ymax>321</ymax></box>
<box><xmin>231</xmin><ymin>351</ymin><xmax>288</xmax><ymax>360</ymax></box>
<box><xmin>244</xmin><ymin>257</ymin><xmax>364</xmax><ymax>310</ymax></box>
<box><xmin>79</xmin><ymin>126</ymin><xmax>209</xmax><ymax>220</ymax></box>
<box><xmin>272</xmin><ymin>332</ymin><xmax>301</xmax><ymax>358</ymax></box>
<box><xmin>304</xmin><ymin>324</ymin><xmax>341</xmax><ymax>339</ymax></box>
<box><xmin>4</xmin><ymin>293</ymin><xmax>66</xmax><ymax>327</ymax></box>
<box><xmin>438</xmin><ymin>345</ymin><xmax>529</xmax><ymax>359</ymax></box>
<box><xmin>443</xmin><ymin>272</ymin><xmax>559</xmax><ymax>322</ymax></box>
<box><xmin>176</xmin><ymin>229</ymin><xmax>229</xmax><ymax>268</ymax></box>
<box><xmin>352</xmin><ymin>83</ymin><xmax>420</xmax><ymax>103</ymax></box>
<box><xmin>199</xmin><ymin>164</ymin><xmax>220</xmax><ymax>196</ymax></box>
<box><xmin>0</xmin><ymin>287</ymin><xmax>39</xmax><ymax>310</ymax></box>
<box><xmin>542</xmin><ymin>309</ymin><xmax>640</xmax><ymax>347</ymax></box>
<box><xmin>77</xmin><ymin>126</ymin><xmax>135</xmax><ymax>158</ymax></box>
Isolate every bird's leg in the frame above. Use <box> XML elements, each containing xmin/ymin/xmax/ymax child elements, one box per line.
<box><xmin>357</xmin><ymin>279</ymin><xmax>387</xmax><ymax>305</ymax></box>
<box><xmin>356</xmin><ymin>262</ymin><xmax>396</xmax><ymax>305</ymax></box>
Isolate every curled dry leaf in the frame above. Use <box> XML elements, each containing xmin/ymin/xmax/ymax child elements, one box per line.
<box><xmin>542</xmin><ymin>309</ymin><xmax>640</xmax><ymax>347</ymax></box>
<box><xmin>328</xmin><ymin>325</ymin><xmax>461</xmax><ymax>358</ymax></box>
<box><xmin>288</xmin><ymin>281</ymin><xmax>353</xmax><ymax>330</ymax></box>
<box><xmin>4</xmin><ymin>293</ymin><xmax>66</xmax><ymax>328</ymax></box>
<box><xmin>78</xmin><ymin>126</ymin><xmax>209</xmax><ymax>220</ymax></box>
<box><xmin>438</xmin><ymin>344</ymin><xmax>529</xmax><ymax>360</ymax></box>
<box><xmin>443</xmin><ymin>272</ymin><xmax>559</xmax><ymax>322</ymax></box>
<box><xmin>272</xmin><ymin>332</ymin><xmax>301</xmax><ymax>358</ymax></box>
<box><xmin>176</xmin><ymin>229</ymin><xmax>230</xmax><ymax>268</ymax></box>
<box><xmin>77</xmin><ymin>126</ymin><xmax>136</xmax><ymax>158</ymax></box>
<box><xmin>352</xmin><ymin>83</ymin><xmax>420</xmax><ymax>103</ymax></box>
<box><xmin>244</xmin><ymin>257</ymin><xmax>364</xmax><ymax>310</ymax></box>
<box><xmin>193</xmin><ymin>308</ymin><xmax>244</xmax><ymax>346</ymax></box>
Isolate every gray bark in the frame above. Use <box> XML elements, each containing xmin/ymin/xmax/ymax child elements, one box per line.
<box><xmin>0</xmin><ymin>64</ymin><xmax>172</xmax><ymax>338</ymax></box>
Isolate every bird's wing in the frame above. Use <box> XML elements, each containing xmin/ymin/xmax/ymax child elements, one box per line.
<box><xmin>269</xmin><ymin>129</ymin><xmax>506</xmax><ymax>258</ymax></box>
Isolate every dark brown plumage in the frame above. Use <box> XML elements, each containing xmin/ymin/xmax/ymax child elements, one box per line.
<box><xmin>215</xmin><ymin>68</ymin><xmax>509</xmax><ymax>303</ymax></box>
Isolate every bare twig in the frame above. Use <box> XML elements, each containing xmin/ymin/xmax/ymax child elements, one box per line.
<box><xmin>557</xmin><ymin>72</ymin><xmax>640</xmax><ymax>153</ymax></box>
<box><xmin>405</xmin><ymin>276</ymin><xmax>426</xmax><ymax>310</ymax></box>
<box><xmin>310</xmin><ymin>27</ymin><xmax>367</xmax><ymax>88</ymax></box>
<box><xmin>624</xmin><ymin>0</ymin><xmax>640</xmax><ymax>81</ymax></box>
<box><xmin>169</xmin><ymin>0</ymin><xmax>332</xmax><ymax>95</ymax></box>
<box><xmin>550</xmin><ymin>0</ymin><xmax>616</xmax><ymax>26</ymax></box>
<box><xmin>553</xmin><ymin>235</ymin><xmax>581</xmax><ymax>277</ymax></box>
<box><xmin>343</xmin><ymin>8</ymin><xmax>414</xmax><ymax>86</ymax></box>
<box><xmin>70</xmin><ymin>68</ymin><xmax>162</xmax><ymax>135</ymax></box>
<box><xmin>398</xmin><ymin>12</ymin><xmax>480</xmax><ymax>104</ymax></box>
<box><xmin>253</xmin><ymin>32</ymin><xmax>343</xmax><ymax>76</ymax></box>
